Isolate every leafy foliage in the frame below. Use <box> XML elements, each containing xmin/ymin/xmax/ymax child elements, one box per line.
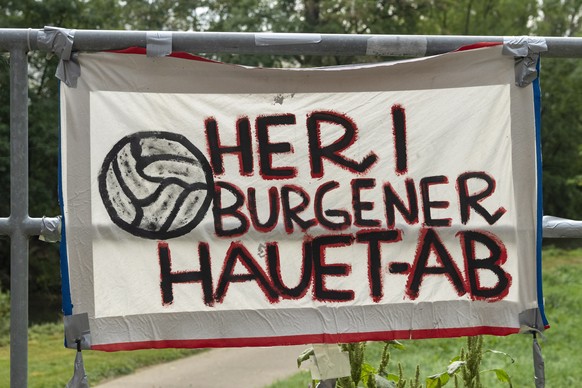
<box><xmin>297</xmin><ymin>337</ymin><xmax>514</xmax><ymax>388</ymax></box>
<box><xmin>296</xmin><ymin>341</ymin><xmax>406</xmax><ymax>388</ymax></box>
<box><xmin>0</xmin><ymin>289</ymin><xmax>9</xmax><ymax>345</ymax></box>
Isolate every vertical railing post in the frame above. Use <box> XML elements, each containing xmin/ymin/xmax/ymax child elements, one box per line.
<box><xmin>9</xmin><ymin>46</ymin><xmax>29</xmax><ymax>388</ymax></box>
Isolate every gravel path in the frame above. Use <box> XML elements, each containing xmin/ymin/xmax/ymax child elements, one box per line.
<box><xmin>94</xmin><ymin>345</ymin><xmax>307</xmax><ymax>388</ymax></box>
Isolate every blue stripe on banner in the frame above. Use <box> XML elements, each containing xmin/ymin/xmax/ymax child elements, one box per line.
<box><xmin>533</xmin><ymin>59</ymin><xmax>548</xmax><ymax>327</ymax></box>
<box><xmin>58</xmin><ymin>82</ymin><xmax>73</xmax><ymax>317</ymax></box>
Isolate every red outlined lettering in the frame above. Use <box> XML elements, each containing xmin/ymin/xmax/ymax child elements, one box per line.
<box><xmin>406</xmin><ymin>228</ymin><xmax>466</xmax><ymax>300</ymax></box>
<box><xmin>212</xmin><ymin>181</ymin><xmax>249</xmax><ymax>237</ymax></box>
<box><xmin>420</xmin><ymin>175</ymin><xmax>452</xmax><ymax>227</ymax></box>
<box><xmin>281</xmin><ymin>184</ymin><xmax>316</xmax><ymax>233</ymax></box>
<box><xmin>457</xmin><ymin>171</ymin><xmax>507</xmax><ymax>225</ymax></box>
<box><xmin>214</xmin><ymin>242</ymin><xmax>279</xmax><ymax>304</ymax></box>
<box><xmin>352</xmin><ymin>178</ymin><xmax>381</xmax><ymax>228</ymax></box>
<box><xmin>256</xmin><ymin>114</ymin><xmax>297</xmax><ymax>179</ymax></box>
<box><xmin>314</xmin><ymin>181</ymin><xmax>351</xmax><ymax>231</ymax></box>
<box><xmin>158</xmin><ymin>241</ymin><xmax>214</xmax><ymax>306</ymax></box>
<box><xmin>307</xmin><ymin>110</ymin><xmax>378</xmax><ymax>178</ymax></box>
<box><xmin>205</xmin><ymin>116</ymin><xmax>253</xmax><ymax>176</ymax></box>
<box><xmin>356</xmin><ymin>229</ymin><xmax>402</xmax><ymax>303</ymax></box>
<box><xmin>383</xmin><ymin>178</ymin><xmax>419</xmax><ymax>228</ymax></box>
<box><xmin>458</xmin><ymin>230</ymin><xmax>511</xmax><ymax>301</ymax></box>
<box><xmin>247</xmin><ymin>187</ymin><xmax>280</xmax><ymax>233</ymax></box>
<box><xmin>391</xmin><ymin>104</ymin><xmax>408</xmax><ymax>175</ymax></box>
<box><xmin>267</xmin><ymin>241</ymin><xmax>313</xmax><ymax>299</ymax></box>
<box><xmin>312</xmin><ymin>234</ymin><xmax>355</xmax><ymax>302</ymax></box>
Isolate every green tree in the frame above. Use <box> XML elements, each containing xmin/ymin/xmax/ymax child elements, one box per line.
<box><xmin>533</xmin><ymin>0</ymin><xmax>582</xmax><ymax>218</ymax></box>
<box><xmin>426</xmin><ymin>0</ymin><xmax>537</xmax><ymax>35</ymax></box>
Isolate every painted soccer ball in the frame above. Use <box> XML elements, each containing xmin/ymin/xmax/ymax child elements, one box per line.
<box><xmin>98</xmin><ymin>131</ymin><xmax>214</xmax><ymax>239</ymax></box>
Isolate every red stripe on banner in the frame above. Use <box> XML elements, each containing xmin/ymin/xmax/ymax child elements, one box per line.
<box><xmin>91</xmin><ymin>326</ymin><xmax>519</xmax><ymax>351</ymax></box>
<box><xmin>456</xmin><ymin>42</ymin><xmax>503</xmax><ymax>52</ymax></box>
<box><xmin>107</xmin><ymin>47</ymin><xmax>218</xmax><ymax>63</ymax></box>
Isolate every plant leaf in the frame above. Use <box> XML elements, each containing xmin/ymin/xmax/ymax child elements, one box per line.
<box><xmin>297</xmin><ymin>347</ymin><xmax>314</xmax><ymax>368</ymax></box>
<box><xmin>492</xmin><ymin>368</ymin><xmax>513</xmax><ymax>386</ymax></box>
<box><xmin>446</xmin><ymin>361</ymin><xmax>466</xmax><ymax>375</ymax></box>
<box><xmin>360</xmin><ymin>362</ymin><xmax>377</xmax><ymax>386</ymax></box>
<box><xmin>374</xmin><ymin>374</ymin><xmax>398</xmax><ymax>388</ymax></box>
<box><xmin>386</xmin><ymin>373</ymin><xmax>400</xmax><ymax>382</ymax></box>
<box><xmin>385</xmin><ymin>340</ymin><xmax>405</xmax><ymax>351</ymax></box>
<box><xmin>426</xmin><ymin>372</ymin><xmax>450</xmax><ymax>388</ymax></box>
<box><xmin>485</xmin><ymin>349</ymin><xmax>515</xmax><ymax>364</ymax></box>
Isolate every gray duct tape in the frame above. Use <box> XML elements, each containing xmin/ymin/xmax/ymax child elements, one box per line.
<box><xmin>502</xmin><ymin>36</ymin><xmax>548</xmax><ymax>87</ymax></box>
<box><xmin>542</xmin><ymin>215</ymin><xmax>582</xmax><ymax>238</ymax></box>
<box><xmin>37</xmin><ymin>26</ymin><xmax>80</xmax><ymax>87</ymax></box>
<box><xmin>146</xmin><ymin>31</ymin><xmax>173</xmax><ymax>57</ymax></box>
<box><xmin>518</xmin><ymin>308</ymin><xmax>545</xmax><ymax>387</ymax></box>
<box><xmin>533</xmin><ymin>336</ymin><xmax>545</xmax><ymax>388</ymax></box>
<box><xmin>255</xmin><ymin>33</ymin><xmax>322</xmax><ymax>46</ymax></box>
<box><xmin>366</xmin><ymin>35</ymin><xmax>428</xmax><ymax>57</ymax></box>
<box><xmin>37</xmin><ymin>26</ymin><xmax>75</xmax><ymax>59</ymax></box>
<box><xmin>56</xmin><ymin>52</ymin><xmax>81</xmax><ymax>88</ymax></box>
<box><xmin>39</xmin><ymin>216</ymin><xmax>62</xmax><ymax>243</ymax></box>
<box><xmin>64</xmin><ymin>313</ymin><xmax>91</xmax><ymax>350</ymax></box>
<box><xmin>518</xmin><ymin>308</ymin><xmax>545</xmax><ymax>333</ymax></box>
<box><xmin>317</xmin><ymin>379</ymin><xmax>337</xmax><ymax>388</ymax></box>
<box><xmin>502</xmin><ymin>36</ymin><xmax>548</xmax><ymax>56</ymax></box>
<box><xmin>65</xmin><ymin>350</ymin><xmax>89</xmax><ymax>388</ymax></box>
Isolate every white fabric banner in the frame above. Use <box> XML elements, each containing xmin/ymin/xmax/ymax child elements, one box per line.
<box><xmin>60</xmin><ymin>45</ymin><xmax>543</xmax><ymax>350</ymax></box>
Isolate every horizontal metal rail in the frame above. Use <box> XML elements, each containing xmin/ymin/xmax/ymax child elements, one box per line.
<box><xmin>1</xmin><ymin>29</ymin><xmax>582</xmax><ymax>57</ymax></box>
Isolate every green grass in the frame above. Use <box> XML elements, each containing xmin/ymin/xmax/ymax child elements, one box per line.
<box><xmin>0</xmin><ymin>323</ymin><xmax>202</xmax><ymax>387</ymax></box>
<box><xmin>269</xmin><ymin>371</ymin><xmax>313</xmax><ymax>388</ymax></box>
<box><xmin>268</xmin><ymin>246</ymin><xmax>582</xmax><ymax>387</ymax></box>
